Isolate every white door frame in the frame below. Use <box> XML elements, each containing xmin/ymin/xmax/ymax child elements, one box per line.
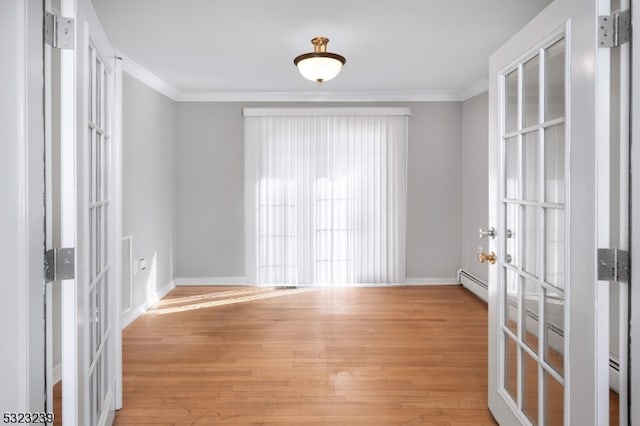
<box><xmin>25</xmin><ymin>0</ymin><xmax>47</xmax><ymax>413</ymax></box>
<box><xmin>630</xmin><ymin>2</ymin><xmax>640</xmax><ymax>423</ymax></box>
<box><xmin>59</xmin><ymin>0</ymin><xmax>80</xmax><ymax>423</ymax></box>
<box><xmin>0</xmin><ymin>0</ymin><xmax>46</xmax><ymax>415</ymax></box>
<box><xmin>600</xmin><ymin>0</ymin><xmax>631</xmax><ymax>423</ymax></box>
<box><xmin>113</xmin><ymin>49</ymin><xmax>124</xmax><ymax>413</ymax></box>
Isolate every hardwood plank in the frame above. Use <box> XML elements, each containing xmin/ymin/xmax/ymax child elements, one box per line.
<box><xmin>115</xmin><ymin>286</ymin><xmax>496</xmax><ymax>424</ymax></box>
<box><xmin>53</xmin><ymin>381</ymin><xmax>61</xmax><ymax>425</ymax></box>
<box><xmin>112</xmin><ymin>285</ymin><xmax>619</xmax><ymax>424</ymax></box>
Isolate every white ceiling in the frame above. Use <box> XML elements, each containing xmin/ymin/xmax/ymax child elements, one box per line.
<box><xmin>91</xmin><ymin>0</ymin><xmax>552</xmax><ymax>100</ymax></box>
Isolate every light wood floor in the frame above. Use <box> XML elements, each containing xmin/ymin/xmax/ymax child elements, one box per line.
<box><xmin>114</xmin><ymin>285</ymin><xmax>496</xmax><ymax>425</ymax></box>
<box><xmin>50</xmin><ymin>285</ymin><xmax>621</xmax><ymax>424</ymax></box>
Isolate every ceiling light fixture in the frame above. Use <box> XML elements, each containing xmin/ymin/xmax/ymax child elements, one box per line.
<box><xmin>293</xmin><ymin>37</ymin><xmax>346</xmax><ymax>84</ymax></box>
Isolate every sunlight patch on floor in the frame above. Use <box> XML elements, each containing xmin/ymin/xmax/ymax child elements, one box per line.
<box><xmin>148</xmin><ymin>287</ymin><xmax>317</xmax><ymax>315</ymax></box>
<box><xmin>154</xmin><ymin>287</ymin><xmax>276</xmax><ymax>307</ymax></box>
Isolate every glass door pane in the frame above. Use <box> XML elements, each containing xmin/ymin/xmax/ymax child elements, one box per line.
<box><xmin>87</xmin><ymin>43</ymin><xmax>112</xmax><ymax>425</ymax></box>
<box><xmin>500</xmin><ymin>34</ymin><xmax>566</xmax><ymax>425</ymax></box>
<box><xmin>523</xmin><ymin>55</ymin><xmax>540</xmax><ymax>128</ymax></box>
<box><xmin>544</xmin><ymin>39</ymin><xmax>565</xmax><ymax>122</ymax></box>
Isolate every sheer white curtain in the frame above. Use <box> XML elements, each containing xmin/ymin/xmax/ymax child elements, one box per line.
<box><xmin>244</xmin><ymin>108</ymin><xmax>409</xmax><ymax>286</ymax></box>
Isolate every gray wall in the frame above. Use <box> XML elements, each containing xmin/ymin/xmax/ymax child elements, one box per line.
<box><xmin>122</xmin><ymin>73</ymin><xmax>177</xmax><ymax>308</ymax></box>
<box><xmin>461</xmin><ymin>91</ymin><xmax>489</xmax><ymax>282</ymax></box>
<box><xmin>406</xmin><ymin>102</ymin><xmax>462</xmax><ymax>279</ymax></box>
<box><xmin>175</xmin><ymin>101</ymin><xmax>463</xmax><ymax>280</ymax></box>
<box><xmin>175</xmin><ymin>103</ymin><xmax>245</xmax><ymax>277</ymax></box>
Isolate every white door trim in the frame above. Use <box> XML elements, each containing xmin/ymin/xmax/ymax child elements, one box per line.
<box><xmin>112</xmin><ymin>54</ymin><xmax>124</xmax><ymax>411</ymax></box>
<box><xmin>28</xmin><ymin>0</ymin><xmax>47</xmax><ymax>411</ymax></box>
<box><xmin>60</xmin><ymin>0</ymin><xmax>79</xmax><ymax>422</ymax></box>
<box><xmin>595</xmin><ymin>0</ymin><xmax>613</xmax><ymax>422</ymax></box>
<box><xmin>630</xmin><ymin>1</ymin><xmax>640</xmax><ymax>423</ymax></box>
<box><xmin>6</xmin><ymin>0</ymin><xmax>47</xmax><ymax>414</ymax></box>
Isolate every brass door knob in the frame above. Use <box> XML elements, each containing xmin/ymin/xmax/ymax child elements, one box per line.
<box><xmin>477</xmin><ymin>247</ymin><xmax>497</xmax><ymax>264</ymax></box>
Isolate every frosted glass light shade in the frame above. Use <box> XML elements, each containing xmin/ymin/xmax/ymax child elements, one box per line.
<box><xmin>296</xmin><ymin>56</ymin><xmax>344</xmax><ymax>83</ymax></box>
<box><xmin>293</xmin><ymin>37</ymin><xmax>346</xmax><ymax>83</ymax></box>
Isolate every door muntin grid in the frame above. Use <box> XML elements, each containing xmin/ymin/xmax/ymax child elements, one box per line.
<box><xmin>499</xmin><ymin>35</ymin><xmax>567</xmax><ymax>425</ymax></box>
<box><xmin>88</xmin><ymin>42</ymin><xmax>112</xmax><ymax>426</ymax></box>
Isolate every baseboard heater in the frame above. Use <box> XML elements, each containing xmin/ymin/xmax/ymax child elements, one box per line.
<box><xmin>458</xmin><ymin>269</ymin><xmax>488</xmax><ymax>302</ymax></box>
<box><xmin>457</xmin><ymin>269</ymin><xmax>622</xmax><ymax>393</ymax></box>
<box><xmin>610</xmin><ymin>355</ymin><xmax>621</xmax><ymax>393</ymax></box>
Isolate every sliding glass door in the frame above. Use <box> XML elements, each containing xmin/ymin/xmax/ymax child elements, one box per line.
<box><xmin>244</xmin><ymin>108</ymin><xmax>409</xmax><ymax>286</ymax></box>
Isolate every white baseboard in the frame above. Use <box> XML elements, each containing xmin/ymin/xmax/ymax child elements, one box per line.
<box><xmin>121</xmin><ymin>306</ymin><xmax>146</xmax><ymax>329</ymax></box>
<box><xmin>404</xmin><ymin>277</ymin><xmax>459</xmax><ymax>285</ymax></box>
<box><xmin>156</xmin><ymin>279</ymin><xmax>177</xmax><ymax>300</ymax></box>
<box><xmin>457</xmin><ymin>269</ymin><xmax>488</xmax><ymax>302</ymax></box>
<box><xmin>175</xmin><ymin>277</ymin><xmax>459</xmax><ymax>286</ymax></box>
<box><xmin>175</xmin><ymin>277</ymin><xmax>248</xmax><ymax>285</ymax></box>
<box><xmin>121</xmin><ymin>280</ymin><xmax>176</xmax><ymax>329</ymax></box>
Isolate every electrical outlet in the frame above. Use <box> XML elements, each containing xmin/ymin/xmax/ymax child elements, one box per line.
<box><xmin>133</xmin><ymin>260</ymin><xmax>140</xmax><ymax>274</ymax></box>
<box><xmin>140</xmin><ymin>258</ymin><xmax>147</xmax><ymax>271</ymax></box>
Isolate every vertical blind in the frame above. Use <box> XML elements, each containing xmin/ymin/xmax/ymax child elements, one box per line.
<box><xmin>244</xmin><ymin>108</ymin><xmax>409</xmax><ymax>286</ymax></box>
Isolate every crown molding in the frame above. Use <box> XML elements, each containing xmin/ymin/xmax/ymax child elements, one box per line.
<box><xmin>175</xmin><ymin>90</ymin><xmax>462</xmax><ymax>102</ymax></box>
<box><xmin>117</xmin><ymin>51</ymin><xmax>181</xmax><ymax>101</ymax></box>
<box><xmin>118</xmin><ymin>53</ymin><xmax>487</xmax><ymax>103</ymax></box>
<box><xmin>460</xmin><ymin>77</ymin><xmax>489</xmax><ymax>101</ymax></box>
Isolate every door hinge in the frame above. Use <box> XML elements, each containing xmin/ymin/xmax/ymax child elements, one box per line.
<box><xmin>45</xmin><ymin>248</ymin><xmax>75</xmax><ymax>282</ymax></box>
<box><xmin>44</xmin><ymin>11</ymin><xmax>74</xmax><ymax>50</ymax></box>
<box><xmin>599</xmin><ymin>9</ymin><xmax>631</xmax><ymax>48</ymax></box>
<box><xmin>597</xmin><ymin>248</ymin><xmax>629</xmax><ymax>283</ymax></box>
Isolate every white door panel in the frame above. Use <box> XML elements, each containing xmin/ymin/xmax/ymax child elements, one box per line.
<box><xmin>77</xmin><ymin>1</ymin><xmax>120</xmax><ymax>424</ymax></box>
<box><xmin>48</xmin><ymin>0</ymin><xmax>121</xmax><ymax>424</ymax></box>
<box><xmin>487</xmin><ymin>0</ymin><xmax>622</xmax><ymax>424</ymax></box>
<box><xmin>631</xmin><ymin>4</ymin><xmax>640</xmax><ymax>423</ymax></box>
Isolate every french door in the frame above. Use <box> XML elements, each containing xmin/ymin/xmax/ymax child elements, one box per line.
<box><xmin>487</xmin><ymin>0</ymin><xmax>629</xmax><ymax>424</ymax></box>
<box><xmin>45</xmin><ymin>0</ymin><xmax>121</xmax><ymax>424</ymax></box>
